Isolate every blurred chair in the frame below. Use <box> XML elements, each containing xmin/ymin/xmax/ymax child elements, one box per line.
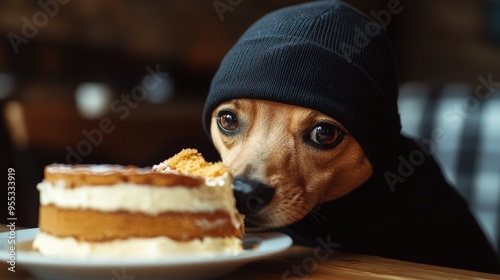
<box><xmin>398</xmin><ymin>82</ymin><xmax>500</xmax><ymax>254</ymax></box>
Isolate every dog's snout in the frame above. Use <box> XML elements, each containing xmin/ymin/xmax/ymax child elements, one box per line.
<box><xmin>233</xmin><ymin>178</ymin><xmax>274</xmax><ymax>215</ymax></box>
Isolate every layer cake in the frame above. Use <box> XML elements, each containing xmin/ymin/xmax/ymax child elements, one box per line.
<box><xmin>33</xmin><ymin>149</ymin><xmax>244</xmax><ymax>257</ymax></box>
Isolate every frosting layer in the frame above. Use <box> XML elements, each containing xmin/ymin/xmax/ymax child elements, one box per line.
<box><xmin>33</xmin><ymin>231</ymin><xmax>242</xmax><ymax>258</ymax></box>
<box><xmin>37</xmin><ymin>174</ymin><xmax>237</xmax><ymax>215</ymax></box>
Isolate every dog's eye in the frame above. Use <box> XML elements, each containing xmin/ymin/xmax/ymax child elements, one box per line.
<box><xmin>217</xmin><ymin>110</ymin><xmax>239</xmax><ymax>133</ymax></box>
<box><xmin>308</xmin><ymin>123</ymin><xmax>344</xmax><ymax>148</ymax></box>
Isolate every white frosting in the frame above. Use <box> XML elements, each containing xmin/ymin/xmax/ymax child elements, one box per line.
<box><xmin>33</xmin><ymin>232</ymin><xmax>242</xmax><ymax>258</ymax></box>
<box><xmin>38</xmin><ymin>174</ymin><xmax>231</xmax><ymax>214</ymax></box>
<box><xmin>37</xmin><ymin>173</ymin><xmax>241</xmax><ymax>228</ymax></box>
<box><xmin>46</xmin><ymin>164</ymin><xmax>151</xmax><ymax>174</ymax></box>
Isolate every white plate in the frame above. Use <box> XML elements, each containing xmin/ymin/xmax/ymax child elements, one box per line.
<box><xmin>0</xmin><ymin>228</ymin><xmax>292</xmax><ymax>280</ymax></box>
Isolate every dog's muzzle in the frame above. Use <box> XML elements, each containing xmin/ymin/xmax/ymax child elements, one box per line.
<box><xmin>233</xmin><ymin>177</ymin><xmax>275</xmax><ymax>215</ymax></box>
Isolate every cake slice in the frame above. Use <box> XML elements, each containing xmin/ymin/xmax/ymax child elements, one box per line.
<box><xmin>33</xmin><ymin>150</ymin><xmax>244</xmax><ymax>257</ymax></box>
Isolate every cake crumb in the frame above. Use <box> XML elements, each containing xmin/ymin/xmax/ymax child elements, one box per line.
<box><xmin>153</xmin><ymin>149</ymin><xmax>228</xmax><ymax>179</ymax></box>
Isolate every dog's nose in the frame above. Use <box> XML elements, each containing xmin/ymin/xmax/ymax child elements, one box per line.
<box><xmin>233</xmin><ymin>178</ymin><xmax>275</xmax><ymax>215</ymax></box>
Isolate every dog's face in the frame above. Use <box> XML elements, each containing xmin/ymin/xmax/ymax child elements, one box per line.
<box><xmin>210</xmin><ymin>99</ymin><xmax>373</xmax><ymax>231</ymax></box>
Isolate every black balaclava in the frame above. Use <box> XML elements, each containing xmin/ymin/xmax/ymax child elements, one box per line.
<box><xmin>203</xmin><ymin>0</ymin><xmax>401</xmax><ymax>174</ymax></box>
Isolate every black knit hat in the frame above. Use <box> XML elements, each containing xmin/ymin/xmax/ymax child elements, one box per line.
<box><xmin>202</xmin><ymin>0</ymin><xmax>401</xmax><ymax>174</ymax></box>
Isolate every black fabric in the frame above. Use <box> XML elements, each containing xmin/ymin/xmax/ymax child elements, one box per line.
<box><xmin>202</xmin><ymin>0</ymin><xmax>401</xmax><ymax>174</ymax></box>
<box><xmin>285</xmin><ymin>136</ymin><xmax>500</xmax><ymax>274</ymax></box>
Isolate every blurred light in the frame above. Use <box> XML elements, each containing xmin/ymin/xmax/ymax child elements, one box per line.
<box><xmin>145</xmin><ymin>74</ymin><xmax>174</xmax><ymax>104</ymax></box>
<box><xmin>0</xmin><ymin>73</ymin><xmax>15</xmax><ymax>100</ymax></box>
<box><xmin>75</xmin><ymin>82</ymin><xmax>112</xmax><ymax>119</ymax></box>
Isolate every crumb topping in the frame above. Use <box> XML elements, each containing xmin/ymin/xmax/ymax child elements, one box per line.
<box><xmin>153</xmin><ymin>149</ymin><xmax>228</xmax><ymax>179</ymax></box>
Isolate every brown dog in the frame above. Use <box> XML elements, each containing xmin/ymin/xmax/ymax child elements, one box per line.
<box><xmin>210</xmin><ymin>98</ymin><xmax>372</xmax><ymax>231</ymax></box>
<box><xmin>202</xmin><ymin>1</ymin><xmax>500</xmax><ymax>273</ymax></box>
<box><xmin>208</xmin><ymin>98</ymin><xmax>500</xmax><ymax>275</ymax></box>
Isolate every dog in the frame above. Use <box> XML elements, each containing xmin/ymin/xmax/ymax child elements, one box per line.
<box><xmin>208</xmin><ymin>98</ymin><xmax>500</xmax><ymax>274</ymax></box>
<box><xmin>201</xmin><ymin>0</ymin><xmax>500</xmax><ymax>274</ymax></box>
<box><xmin>210</xmin><ymin>98</ymin><xmax>372</xmax><ymax>230</ymax></box>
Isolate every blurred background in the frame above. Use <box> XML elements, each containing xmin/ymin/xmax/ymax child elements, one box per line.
<box><xmin>1</xmin><ymin>0</ymin><xmax>500</xmax><ymax>253</ymax></box>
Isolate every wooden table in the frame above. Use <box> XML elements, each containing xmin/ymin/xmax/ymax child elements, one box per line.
<box><xmin>1</xmin><ymin>225</ymin><xmax>499</xmax><ymax>280</ymax></box>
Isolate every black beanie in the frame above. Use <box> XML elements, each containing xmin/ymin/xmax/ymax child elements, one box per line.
<box><xmin>202</xmin><ymin>0</ymin><xmax>401</xmax><ymax>174</ymax></box>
